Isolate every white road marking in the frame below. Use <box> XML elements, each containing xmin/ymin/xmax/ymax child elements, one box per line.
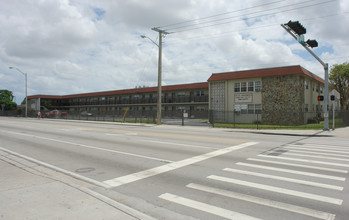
<box><xmin>106</xmin><ymin>133</ymin><xmax>138</xmax><ymax>136</ymax></box>
<box><xmin>237</xmin><ymin>162</ymin><xmax>345</xmax><ymax>181</ymax></box>
<box><xmin>0</xmin><ymin>146</ymin><xmax>111</xmax><ymax>188</ymax></box>
<box><xmin>223</xmin><ymin>168</ymin><xmax>343</xmax><ymax>191</ymax></box>
<box><xmin>286</xmin><ymin>146</ymin><xmax>349</xmax><ymax>154</ymax></box>
<box><xmin>187</xmin><ymin>183</ymin><xmax>336</xmax><ymax>220</ymax></box>
<box><xmin>247</xmin><ymin>158</ymin><xmax>348</xmax><ymax>173</ymax></box>
<box><xmin>105</xmin><ymin>133</ymin><xmax>123</xmax><ymax>136</ymax></box>
<box><xmin>144</xmin><ymin>140</ymin><xmax>219</xmax><ymax>150</ymax></box>
<box><xmin>284</xmin><ymin>148</ymin><xmax>349</xmax><ymax>158</ymax></box>
<box><xmin>1</xmin><ymin>130</ymin><xmax>173</xmax><ymax>163</ymax></box>
<box><xmin>258</xmin><ymin>154</ymin><xmax>349</xmax><ymax>168</ymax></box>
<box><xmin>287</xmin><ymin>144</ymin><xmax>349</xmax><ymax>152</ymax></box>
<box><xmin>103</xmin><ymin>142</ymin><xmax>258</xmax><ymax>187</ymax></box>
<box><xmin>281</xmin><ymin>152</ymin><xmax>349</xmax><ymax>162</ymax></box>
<box><xmin>208</xmin><ymin>175</ymin><xmax>343</xmax><ymax>205</ymax></box>
<box><xmin>159</xmin><ymin>193</ymin><xmax>261</xmax><ymax>220</ymax></box>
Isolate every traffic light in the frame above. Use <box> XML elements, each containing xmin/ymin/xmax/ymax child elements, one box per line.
<box><xmin>285</xmin><ymin>20</ymin><xmax>306</xmax><ymax>35</ymax></box>
<box><xmin>318</xmin><ymin>95</ymin><xmax>324</xmax><ymax>101</ymax></box>
<box><xmin>306</xmin><ymin>39</ymin><xmax>318</xmax><ymax>48</ymax></box>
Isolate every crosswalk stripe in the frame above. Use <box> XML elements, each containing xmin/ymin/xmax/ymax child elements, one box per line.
<box><xmin>208</xmin><ymin>175</ymin><xmax>343</xmax><ymax>205</ymax></box>
<box><xmin>187</xmin><ymin>183</ymin><xmax>336</xmax><ymax>220</ymax></box>
<box><xmin>283</xmin><ymin>149</ymin><xmax>349</xmax><ymax>158</ymax></box>
<box><xmin>258</xmin><ymin>154</ymin><xmax>349</xmax><ymax>168</ymax></box>
<box><xmin>287</xmin><ymin>144</ymin><xmax>349</xmax><ymax>153</ymax></box>
<box><xmin>247</xmin><ymin>158</ymin><xmax>348</xmax><ymax>173</ymax></box>
<box><xmin>237</xmin><ymin>162</ymin><xmax>345</xmax><ymax>181</ymax></box>
<box><xmin>159</xmin><ymin>193</ymin><xmax>261</xmax><ymax>220</ymax></box>
<box><xmin>223</xmin><ymin>168</ymin><xmax>343</xmax><ymax>191</ymax></box>
<box><xmin>104</xmin><ymin>142</ymin><xmax>258</xmax><ymax>187</ymax></box>
<box><xmin>285</xmin><ymin>146</ymin><xmax>349</xmax><ymax>155</ymax></box>
<box><xmin>281</xmin><ymin>152</ymin><xmax>349</xmax><ymax>162</ymax></box>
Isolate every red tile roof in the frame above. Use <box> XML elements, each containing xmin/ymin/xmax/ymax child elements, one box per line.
<box><xmin>28</xmin><ymin>82</ymin><xmax>208</xmax><ymax>99</ymax></box>
<box><xmin>208</xmin><ymin>65</ymin><xmax>324</xmax><ymax>83</ymax></box>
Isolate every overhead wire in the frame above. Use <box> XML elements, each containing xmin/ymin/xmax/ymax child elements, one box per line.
<box><xmin>164</xmin><ymin>0</ymin><xmax>336</xmax><ymax>33</ymax></box>
<box><xmin>158</xmin><ymin>0</ymin><xmax>288</xmax><ymax>29</ymax></box>
<box><xmin>165</xmin><ymin>11</ymin><xmax>349</xmax><ymax>44</ymax></box>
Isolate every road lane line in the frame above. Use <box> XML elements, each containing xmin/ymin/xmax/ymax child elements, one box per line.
<box><xmin>237</xmin><ymin>162</ymin><xmax>345</xmax><ymax>181</ymax></box>
<box><xmin>103</xmin><ymin>142</ymin><xmax>258</xmax><ymax>187</ymax></box>
<box><xmin>1</xmin><ymin>130</ymin><xmax>173</xmax><ymax>163</ymax></box>
<box><xmin>144</xmin><ymin>140</ymin><xmax>219</xmax><ymax>150</ymax></box>
<box><xmin>247</xmin><ymin>158</ymin><xmax>348</xmax><ymax>173</ymax></box>
<box><xmin>187</xmin><ymin>183</ymin><xmax>336</xmax><ymax>220</ymax></box>
<box><xmin>223</xmin><ymin>168</ymin><xmax>343</xmax><ymax>191</ymax></box>
<box><xmin>159</xmin><ymin>193</ymin><xmax>261</xmax><ymax>220</ymax></box>
<box><xmin>2</xmin><ymin>120</ymin><xmax>247</xmax><ymax>143</ymax></box>
<box><xmin>208</xmin><ymin>175</ymin><xmax>343</xmax><ymax>205</ymax></box>
<box><xmin>258</xmin><ymin>154</ymin><xmax>349</xmax><ymax>168</ymax></box>
<box><xmin>0</xmin><ymin>146</ymin><xmax>111</xmax><ymax>188</ymax></box>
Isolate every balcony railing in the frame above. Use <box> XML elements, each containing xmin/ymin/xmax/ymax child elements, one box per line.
<box><xmin>63</xmin><ymin>95</ymin><xmax>208</xmax><ymax>106</ymax></box>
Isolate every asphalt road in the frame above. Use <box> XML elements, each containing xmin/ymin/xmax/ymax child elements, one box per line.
<box><xmin>0</xmin><ymin>117</ymin><xmax>348</xmax><ymax>220</ymax></box>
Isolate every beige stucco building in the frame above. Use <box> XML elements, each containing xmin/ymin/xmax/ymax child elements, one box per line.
<box><xmin>208</xmin><ymin>65</ymin><xmax>325</xmax><ymax>125</ymax></box>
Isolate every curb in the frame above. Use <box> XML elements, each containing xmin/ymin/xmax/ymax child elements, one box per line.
<box><xmin>0</xmin><ymin>147</ymin><xmax>156</xmax><ymax>220</ymax></box>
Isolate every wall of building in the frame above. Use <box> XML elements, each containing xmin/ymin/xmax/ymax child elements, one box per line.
<box><xmin>227</xmin><ymin>77</ymin><xmax>262</xmax><ymax>112</ymax></box>
<box><xmin>261</xmin><ymin>75</ymin><xmax>305</xmax><ymax>125</ymax></box>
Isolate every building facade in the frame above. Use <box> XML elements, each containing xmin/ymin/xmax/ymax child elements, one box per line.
<box><xmin>28</xmin><ymin>82</ymin><xmax>209</xmax><ymax>118</ymax></box>
<box><xmin>27</xmin><ymin>65</ymin><xmax>330</xmax><ymax>125</ymax></box>
<box><xmin>208</xmin><ymin>65</ymin><xmax>325</xmax><ymax>125</ymax></box>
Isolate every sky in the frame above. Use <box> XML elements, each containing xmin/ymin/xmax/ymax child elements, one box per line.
<box><xmin>0</xmin><ymin>0</ymin><xmax>348</xmax><ymax>104</ymax></box>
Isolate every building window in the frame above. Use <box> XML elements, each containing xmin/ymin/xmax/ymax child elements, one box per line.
<box><xmin>241</xmin><ymin>82</ymin><xmax>247</xmax><ymax>92</ymax></box>
<box><xmin>255</xmin><ymin>104</ymin><xmax>262</xmax><ymax>114</ymax></box>
<box><xmin>178</xmin><ymin>92</ymin><xmax>185</xmax><ymax>96</ymax></box>
<box><xmin>305</xmin><ymin>104</ymin><xmax>308</xmax><ymax>112</ymax></box>
<box><xmin>255</xmin><ymin>81</ymin><xmax>262</xmax><ymax>92</ymax></box>
<box><xmin>196</xmin><ymin>90</ymin><xmax>204</xmax><ymax>96</ymax></box>
<box><xmin>248</xmin><ymin>104</ymin><xmax>255</xmax><ymax>114</ymax></box>
<box><xmin>234</xmin><ymin>82</ymin><xmax>241</xmax><ymax>92</ymax></box>
<box><xmin>305</xmin><ymin>80</ymin><xmax>309</xmax><ymax>89</ymax></box>
<box><xmin>320</xmin><ymin>87</ymin><xmax>323</xmax><ymax>94</ymax></box>
<box><xmin>248</xmin><ymin>82</ymin><xmax>254</xmax><ymax>92</ymax></box>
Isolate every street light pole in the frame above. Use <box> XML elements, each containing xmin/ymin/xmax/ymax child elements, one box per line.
<box><xmin>141</xmin><ymin>28</ymin><xmax>169</xmax><ymax>125</ymax></box>
<box><xmin>9</xmin><ymin>67</ymin><xmax>28</xmax><ymax>118</ymax></box>
<box><xmin>281</xmin><ymin>22</ymin><xmax>329</xmax><ymax>130</ymax></box>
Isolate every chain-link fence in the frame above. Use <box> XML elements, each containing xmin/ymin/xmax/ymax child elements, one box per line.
<box><xmin>0</xmin><ymin>109</ymin><xmax>209</xmax><ymax>126</ymax></box>
<box><xmin>209</xmin><ymin>110</ymin><xmax>349</xmax><ymax>129</ymax></box>
<box><xmin>2</xmin><ymin>108</ymin><xmax>348</xmax><ymax>129</ymax></box>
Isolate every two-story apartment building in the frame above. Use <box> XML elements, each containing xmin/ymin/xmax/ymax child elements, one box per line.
<box><xmin>27</xmin><ymin>65</ymin><xmax>327</xmax><ymax>125</ymax></box>
<box><xmin>28</xmin><ymin>82</ymin><xmax>209</xmax><ymax>118</ymax></box>
<box><xmin>208</xmin><ymin>65</ymin><xmax>325</xmax><ymax>125</ymax></box>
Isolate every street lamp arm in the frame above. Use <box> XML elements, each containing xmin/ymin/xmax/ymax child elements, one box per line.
<box><xmin>9</xmin><ymin>66</ymin><xmax>28</xmax><ymax>118</ymax></box>
<box><xmin>9</xmin><ymin>67</ymin><xmax>26</xmax><ymax>76</ymax></box>
<box><xmin>140</xmin><ymin>35</ymin><xmax>159</xmax><ymax>47</ymax></box>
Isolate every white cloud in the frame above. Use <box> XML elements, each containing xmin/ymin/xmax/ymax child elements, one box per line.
<box><xmin>0</xmin><ymin>0</ymin><xmax>348</xmax><ymax>104</ymax></box>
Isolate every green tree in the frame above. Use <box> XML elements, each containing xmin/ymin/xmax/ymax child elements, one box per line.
<box><xmin>329</xmin><ymin>62</ymin><xmax>349</xmax><ymax>110</ymax></box>
<box><xmin>0</xmin><ymin>90</ymin><xmax>17</xmax><ymax>110</ymax></box>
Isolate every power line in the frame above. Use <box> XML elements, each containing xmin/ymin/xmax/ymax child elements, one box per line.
<box><xmin>165</xmin><ymin>11</ymin><xmax>348</xmax><ymax>44</ymax></box>
<box><xmin>159</xmin><ymin>0</ymin><xmax>335</xmax><ymax>33</ymax></box>
<box><xmin>158</xmin><ymin>0</ymin><xmax>287</xmax><ymax>29</ymax></box>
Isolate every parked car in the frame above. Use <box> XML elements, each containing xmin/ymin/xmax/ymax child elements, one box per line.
<box><xmin>80</xmin><ymin>111</ymin><xmax>93</xmax><ymax>116</ymax></box>
<box><xmin>45</xmin><ymin>110</ymin><xmax>67</xmax><ymax>118</ymax></box>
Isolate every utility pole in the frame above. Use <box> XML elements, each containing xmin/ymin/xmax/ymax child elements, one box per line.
<box><xmin>9</xmin><ymin>67</ymin><xmax>28</xmax><ymax>118</ymax></box>
<box><xmin>281</xmin><ymin>21</ymin><xmax>329</xmax><ymax>130</ymax></box>
<box><xmin>151</xmin><ymin>27</ymin><xmax>169</xmax><ymax>125</ymax></box>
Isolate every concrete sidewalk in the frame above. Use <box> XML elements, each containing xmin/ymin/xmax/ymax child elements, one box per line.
<box><xmin>0</xmin><ymin>150</ymin><xmax>154</xmax><ymax>220</ymax></box>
